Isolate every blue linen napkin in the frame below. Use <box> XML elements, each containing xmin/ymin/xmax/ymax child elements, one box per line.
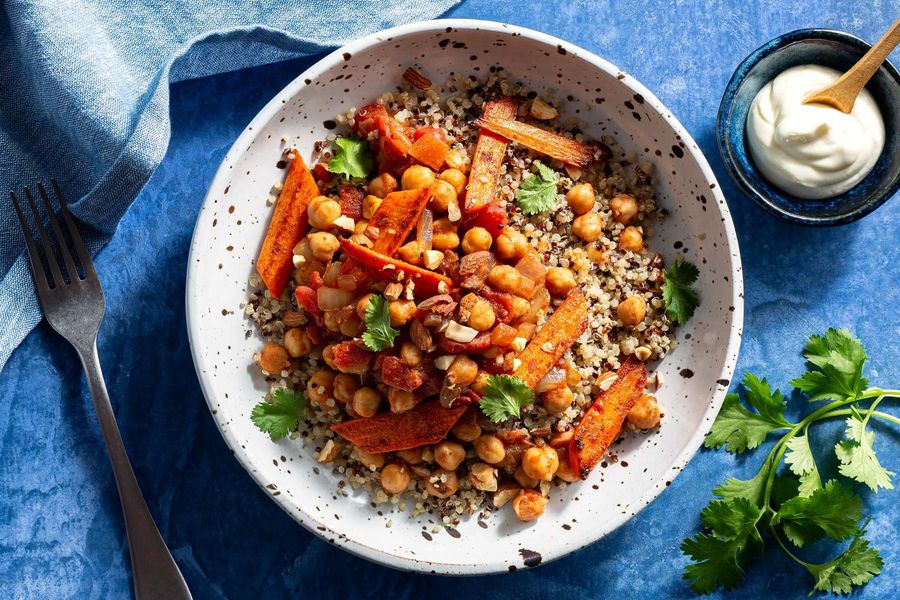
<box><xmin>0</xmin><ymin>0</ymin><xmax>459</xmax><ymax>371</ymax></box>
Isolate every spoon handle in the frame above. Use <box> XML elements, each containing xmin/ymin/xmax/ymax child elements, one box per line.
<box><xmin>804</xmin><ymin>17</ymin><xmax>900</xmax><ymax>112</ymax></box>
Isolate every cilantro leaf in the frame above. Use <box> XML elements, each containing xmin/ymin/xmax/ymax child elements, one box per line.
<box><xmin>327</xmin><ymin>136</ymin><xmax>374</xmax><ymax>179</ymax></box>
<box><xmin>515</xmin><ymin>161</ymin><xmax>560</xmax><ymax>215</ymax></box>
<box><xmin>784</xmin><ymin>431</ymin><xmax>822</xmax><ymax>497</ymax></box>
<box><xmin>713</xmin><ymin>464</ymin><xmax>770</xmax><ymax>507</ymax></box>
<box><xmin>682</xmin><ymin>498</ymin><xmax>764</xmax><ymax>593</ymax></box>
<box><xmin>705</xmin><ymin>373</ymin><xmax>791</xmax><ymax>453</ymax></box>
<box><xmin>662</xmin><ymin>260</ymin><xmax>700</xmax><ymax>324</ymax></box>
<box><xmin>361</xmin><ymin>294</ymin><xmax>400</xmax><ymax>352</ymax></box>
<box><xmin>251</xmin><ymin>388</ymin><xmax>306</xmax><ymax>440</ymax></box>
<box><xmin>479</xmin><ymin>375</ymin><xmax>534</xmax><ymax>423</ymax></box>
<box><xmin>790</xmin><ymin>328</ymin><xmax>869</xmax><ymax>402</ymax></box>
<box><xmin>806</xmin><ymin>526</ymin><xmax>883</xmax><ymax>594</ymax></box>
<box><xmin>835</xmin><ymin>411</ymin><xmax>894</xmax><ymax>491</ymax></box>
<box><xmin>774</xmin><ymin>480</ymin><xmax>862</xmax><ymax>547</ymax></box>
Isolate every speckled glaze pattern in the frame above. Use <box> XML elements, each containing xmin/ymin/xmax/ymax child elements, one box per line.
<box><xmin>718</xmin><ymin>29</ymin><xmax>900</xmax><ymax>226</ymax></box>
<box><xmin>186</xmin><ymin>20</ymin><xmax>743</xmax><ymax>575</ymax></box>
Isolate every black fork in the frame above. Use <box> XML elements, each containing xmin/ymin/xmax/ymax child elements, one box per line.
<box><xmin>12</xmin><ymin>182</ymin><xmax>192</xmax><ymax>600</ymax></box>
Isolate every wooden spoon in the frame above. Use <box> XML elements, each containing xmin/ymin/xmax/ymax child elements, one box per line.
<box><xmin>803</xmin><ymin>17</ymin><xmax>900</xmax><ymax>113</ymax></box>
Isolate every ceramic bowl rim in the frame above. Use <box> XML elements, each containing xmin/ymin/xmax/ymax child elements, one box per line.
<box><xmin>717</xmin><ymin>28</ymin><xmax>900</xmax><ymax>226</ymax></box>
<box><xmin>185</xmin><ymin>18</ymin><xmax>745</xmax><ymax>575</ymax></box>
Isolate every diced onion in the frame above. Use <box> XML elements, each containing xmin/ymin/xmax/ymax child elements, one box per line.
<box><xmin>417</xmin><ymin>208</ymin><xmax>434</xmax><ymax>251</ymax></box>
<box><xmin>536</xmin><ymin>366</ymin><xmax>567</xmax><ymax>393</ymax></box>
<box><xmin>317</xmin><ymin>286</ymin><xmax>354</xmax><ymax>310</ymax></box>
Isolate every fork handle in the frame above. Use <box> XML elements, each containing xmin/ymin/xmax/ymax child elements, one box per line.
<box><xmin>77</xmin><ymin>341</ymin><xmax>192</xmax><ymax>600</ymax></box>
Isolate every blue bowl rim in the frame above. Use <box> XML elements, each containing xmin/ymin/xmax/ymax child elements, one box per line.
<box><xmin>717</xmin><ymin>28</ymin><xmax>900</xmax><ymax>226</ymax></box>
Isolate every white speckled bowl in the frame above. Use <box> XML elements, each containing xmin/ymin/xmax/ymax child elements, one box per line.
<box><xmin>186</xmin><ymin>19</ymin><xmax>743</xmax><ymax>575</ymax></box>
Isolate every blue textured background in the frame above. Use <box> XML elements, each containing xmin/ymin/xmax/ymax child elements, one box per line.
<box><xmin>2</xmin><ymin>1</ymin><xmax>899</xmax><ymax>598</ymax></box>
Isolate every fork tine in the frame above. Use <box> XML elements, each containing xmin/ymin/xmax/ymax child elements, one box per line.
<box><xmin>51</xmin><ymin>180</ymin><xmax>97</xmax><ymax>279</ymax></box>
<box><xmin>22</xmin><ymin>187</ymin><xmax>65</xmax><ymax>288</ymax></box>
<box><xmin>11</xmin><ymin>192</ymin><xmax>54</xmax><ymax>295</ymax></box>
<box><xmin>37</xmin><ymin>182</ymin><xmax>80</xmax><ymax>281</ymax></box>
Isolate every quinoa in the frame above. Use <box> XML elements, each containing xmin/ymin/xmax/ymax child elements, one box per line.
<box><xmin>245</xmin><ymin>70</ymin><xmax>674</xmax><ymax>524</ymax></box>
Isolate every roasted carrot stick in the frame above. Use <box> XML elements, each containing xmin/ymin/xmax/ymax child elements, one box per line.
<box><xmin>463</xmin><ymin>97</ymin><xmax>519</xmax><ymax>213</ymax></box>
<box><xmin>569</xmin><ymin>357</ymin><xmax>647</xmax><ymax>479</ymax></box>
<box><xmin>512</xmin><ymin>286</ymin><xmax>588</xmax><ymax>388</ymax></box>
<box><xmin>340</xmin><ymin>239</ymin><xmax>453</xmax><ymax>297</ymax></box>
<box><xmin>472</xmin><ymin>115</ymin><xmax>596</xmax><ymax>167</ymax></box>
<box><xmin>331</xmin><ymin>400</ymin><xmax>467</xmax><ymax>453</ymax></box>
<box><xmin>256</xmin><ymin>152</ymin><xmax>319</xmax><ymax>297</ymax></box>
<box><xmin>368</xmin><ymin>187</ymin><xmax>433</xmax><ymax>255</ymax></box>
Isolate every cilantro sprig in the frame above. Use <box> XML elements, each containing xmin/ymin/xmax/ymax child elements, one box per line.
<box><xmin>251</xmin><ymin>388</ymin><xmax>307</xmax><ymax>440</ymax></box>
<box><xmin>514</xmin><ymin>161</ymin><xmax>560</xmax><ymax>215</ymax></box>
<box><xmin>683</xmin><ymin>328</ymin><xmax>899</xmax><ymax>595</ymax></box>
<box><xmin>327</xmin><ymin>136</ymin><xmax>374</xmax><ymax>179</ymax></box>
<box><xmin>361</xmin><ymin>294</ymin><xmax>400</xmax><ymax>352</ymax></box>
<box><xmin>663</xmin><ymin>259</ymin><xmax>700</xmax><ymax>324</ymax></box>
<box><xmin>479</xmin><ymin>375</ymin><xmax>534</xmax><ymax>423</ymax></box>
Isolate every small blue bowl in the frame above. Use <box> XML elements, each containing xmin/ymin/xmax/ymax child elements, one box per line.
<box><xmin>718</xmin><ymin>29</ymin><xmax>900</xmax><ymax>226</ymax></box>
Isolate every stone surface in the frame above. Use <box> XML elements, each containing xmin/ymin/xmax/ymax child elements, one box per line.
<box><xmin>1</xmin><ymin>1</ymin><xmax>898</xmax><ymax>598</ymax></box>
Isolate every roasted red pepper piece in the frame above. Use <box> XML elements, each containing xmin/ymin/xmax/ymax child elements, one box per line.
<box><xmin>311</xmin><ymin>162</ymin><xmax>334</xmax><ymax>185</ymax></box>
<box><xmin>329</xmin><ymin>341</ymin><xmax>373</xmax><ymax>375</ymax></box>
<box><xmin>380</xmin><ymin>356</ymin><xmax>425</xmax><ymax>392</ymax></box>
<box><xmin>479</xmin><ymin>289</ymin><xmax>514</xmax><ymax>323</ymax></box>
<box><xmin>462</xmin><ymin>202</ymin><xmax>508</xmax><ymax>239</ymax></box>
<box><xmin>293</xmin><ymin>286</ymin><xmax>320</xmax><ymax>315</ymax></box>
<box><xmin>569</xmin><ymin>357</ymin><xmax>647</xmax><ymax>479</ymax></box>
<box><xmin>338</xmin><ymin>184</ymin><xmax>365</xmax><ymax>220</ymax></box>
<box><xmin>340</xmin><ymin>239</ymin><xmax>453</xmax><ymax>297</ymax></box>
<box><xmin>439</xmin><ymin>331</ymin><xmax>492</xmax><ymax>354</ymax></box>
<box><xmin>331</xmin><ymin>400</ymin><xmax>467</xmax><ymax>453</ymax></box>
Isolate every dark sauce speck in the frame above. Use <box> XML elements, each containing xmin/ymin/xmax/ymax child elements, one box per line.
<box><xmin>519</xmin><ymin>549</ymin><xmax>543</xmax><ymax>567</ymax></box>
<box><xmin>680</xmin><ymin>368</ymin><xmax>695</xmax><ymax>378</ymax></box>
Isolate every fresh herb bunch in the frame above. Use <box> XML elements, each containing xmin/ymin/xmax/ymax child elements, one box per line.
<box><xmin>682</xmin><ymin>328</ymin><xmax>898</xmax><ymax>595</ymax></box>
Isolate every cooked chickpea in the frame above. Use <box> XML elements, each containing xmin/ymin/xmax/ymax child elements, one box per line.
<box><xmin>542</xmin><ymin>387</ymin><xmax>574</xmax><ymax>414</ymax></box>
<box><xmin>283</xmin><ymin>328</ymin><xmax>312</xmax><ymax>358</ymax></box>
<box><xmin>389</xmin><ymin>299</ymin><xmax>417</xmax><ymax>328</ymax></box>
<box><xmin>494</xmin><ymin>228</ymin><xmax>528</xmax><ymax>261</ymax></box>
<box><xmin>554</xmin><ymin>453</ymin><xmax>579</xmax><ymax>482</ymax></box>
<box><xmin>619</xmin><ymin>226</ymin><xmax>644</xmax><ymax>253</ymax></box>
<box><xmin>447</xmin><ymin>355</ymin><xmax>478</xmax><ymax>387</ymax></box>
<box><xmin>367</xmin><ymin>172</ymin><xmax>397</xmax><ymax>199</ymax></box>
<box><xmin>469</xmin><ymin>462</ymin><xmax>498</xmax><ymax>492</ymax></box>
<box><xmin>307</xmin><ymin>369</ymin><xmax>335</xmax><ymax>406</ymax></box>
<box><xmin>322</xmin><ymin>310</ymin><xmax>341</xmax><ymax>332</ymax></box>
<box><xmin>307</xmin><ymin>195</ymin><xmax>341</xmax><ymax>230</ymax></box>
<box><xmin>396</xmin><ymin>446</ymin><xmax>423</xmax><ymax>465</ymax></box>
<box><xmin>356</xmin><ymin>293</ymin><xmax>374</xmax><ymax>319</ymax></box>
<box><xmin>545</xmin><ymin>267</ymin><xmax>577</xmax><ymax>298</ymax></box>
<box><xmin>509</xmin><ymin>296</ymin><xmax>530</xmax><ymax>321</ymax></box>
<box><xmin>617</xmin><ymin>295</ymin><xmax>647</xmax><ymax>327</ymax></box>
<box><xmin>522</xmin><ymin>446</ymin><xmax>559</xmax><ymax>482</ymax></box>
<box><xmin>387</xmin><ymin>387</ymin><xmax>416</xmax><ymax>413</ymax></box>
<box><xmin>444</xmin><ymin>149</ymin><xmax>469</xmax><ymax>172</ymax></box>
<box><xmin>439</xmin><ymin>168</ymin><xmax>467</xmax><ymax>196</ymax></box>
<box><xmin>610</xmin><ymin>193</ymin><xmax>639</xmax><ymax>224</ymax></box>
<box><xmin>430</xmin><ymin>179</ymin><xmax>457</xmax><ymax>213</ymax></box>
<box><xmin>332</xmin><ymin>373</ymin><xmax>359</xmax><ymax>403</ymax></box>
<box><xmin>474</xmin><ymin>434</ymin><xmax>506</xmax><ymax>464</ymax></box>
<box><xmin>470</xmin><ymin>371</ymin><xmax>490</xmax><ymax>395</ymax></box>
<box><xmin>461</xmin><ymin>227</ymin><xmax>492</xmax><ymax>254</ymax></box>
<box><xmin>401</xmin><ymin>165</ymin><xmax>436</xmax><ymax>190</ymax></box>
<box><xmin>566</xmin><ymin>183</ymin><xmax>595</xmax><ymax>215</ymax></box>
<box><xmin>451</xmin><ymin>419</ymin><xmax>482</xmax><ymax>442</ymax></box>
<box><xmin>351</xmin><ymin>387</ymin><xmax>381</xmax><ymax>418</ymax></box>
<box><xmin>487</xmin><ymin>264</ymin><xmax>523</xmax><ymax>294</ymax></box>
<box><xmin>339</xmin><ymin>312</ymin><xmax>362</xmax><ymax>337</ymax></box>
<box><xmin>308</xmin><ymin>231</ymin><xmax>340</xmax><ymax>261</ymax></box>
<box><xmin>572</xmin><ymin>212</ymin><xmax>603</xmax><ymax>242</ymax></box>
<box><xmin>627</xmin><ymin>394</ymin><xmax>661</xmax><ymax>430</ymax></box>
<box><xmin>467</xmin><ymin>298</ymin><xmax>496</xmax><ymax>331</ymax></box>
<box><xmin>434</xmin><ymin>441</ymin><xmax>466</xmax><ymax>470</ymax></box>
<box><xmin>356</xmin><ymin>448</ymin><xmax>385</xmax><ymax>470</ymax></box>
<box><xmin>380</xmin><ymin>463</ymin><xmax>411</xmax><ymax>494</ymax></box>
<box><xmin>398</xmin><ymin>240</ymin><xmax>424</xmax><ymax>265</ymax></box>
<box><xmin>362</xmin><ymin>194</ymin><xmax>382</xmax><ymax>219</ymax></box>
<box><xmin>512</xmin><ymin>489</ymin><xmax>548</xmax><ymax>522</ymax></box>
<box><xmin>514</xmin><ymin>465</ymin><xmax>539</xmax><ymax>489</ymax></box>
<box><xmin>425</xmin><ymin>469</ymin><xmax>460</xmax><ymax>498</ymax></box>
<box><xmin>259</xmin><ymin>342</ymin><xmax>290</xmax><ymax>373</ymax></box>
<box><xmin>400</xmin><ymin>342</ymin><xmax>423</xmax><ymax>367</ymax></box>
<box><xmin>431</xmin><ymin>218</ymin><xmax>459</xmax><ymax>251</ymax></box>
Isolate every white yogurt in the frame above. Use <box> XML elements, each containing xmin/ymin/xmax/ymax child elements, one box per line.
<box><xmin>746</xmin><ymin>64</ymin><xmax>885</xmax><ymax>199</ymax></box>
